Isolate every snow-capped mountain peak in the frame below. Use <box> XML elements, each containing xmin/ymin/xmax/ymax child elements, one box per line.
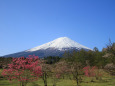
<box><xmin>3</xmin><ymin>37</ymin><xmax>91</xmax><ymax>58</ymax></box>
<box><xmin>26</xmin><ymin>37</ymin><xmax>91</xmax><ymax>52</ymax></box>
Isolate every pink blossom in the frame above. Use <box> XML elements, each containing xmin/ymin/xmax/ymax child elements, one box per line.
<box><xmin>2</xmin><ymin>55</ymin><xmax>42</xmax><ymax>85</ymax></box>
<box><xmin>83</xmin><ymin>66</ymin><xmax>97</xmax><ymax>77</ymax></box>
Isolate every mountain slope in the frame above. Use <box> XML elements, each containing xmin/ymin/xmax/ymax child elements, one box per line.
<box><xmin>26</xmin><ymin>37</ymin><xmax>90</xmax><ymax>52</ymax></box>
<box><xmin>3</xmin><ymin>37</ymin><xmax>91</xmax><ymax>58</ymax></box>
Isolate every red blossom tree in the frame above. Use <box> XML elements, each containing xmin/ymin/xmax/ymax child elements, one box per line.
<box><xmin>2</xmin><ymin>55</ymin><xmax>42</xmax><ymax>86</ymax></box>
<box><xmin>83</xmin><ymin>66</ymin><xmax>96</xmax><ymax>82</ymax></box>
<box><xmin>83</xmin><ymin>66</ymin><xmax>102</xmax><ymax>81</ymax></box>
<box><xmin>83</xmin><ymin>66</ymin><xmax>96</xmax><ymax>77</ymax></box>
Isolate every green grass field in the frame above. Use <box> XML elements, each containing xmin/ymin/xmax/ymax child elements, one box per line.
<box><xmin>0</xmin><ymin>69</ymin><xmax>115</xmax><ymax>86</ymax></box>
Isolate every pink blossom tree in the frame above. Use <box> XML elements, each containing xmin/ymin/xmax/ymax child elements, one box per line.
<box><xmin>2</xmin><ymin>55</ymin><xmax>42</xmax><ymax>86</ymax></box>
<box><xmin>83</xmin><ymin>66</ymin><xmax>102</xmax><ymax>82</ymax></box>
<box><xmin>83</xmin><ymin>66</ymin><xmax>96</xmax><ymax>77</ymax></box>
<box><xmin>83</xmin><ymin>66</ymin><xmax>95</xmax><ymax>82</ymax></box>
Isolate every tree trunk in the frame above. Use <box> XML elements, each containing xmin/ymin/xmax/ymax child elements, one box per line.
<box><xmin>53</xmin><ymin>83</ymin><xmax>56</xmax><ymax>86</ymax></box>
<box><xmin>22</xmin><ymin>82</ymin><xmax>25</xmax><ymax>86</ymax></box>
<box><xmin>76</xmin><ymin>71</ymin><xmax>79</xmax><ymax>86</ymax></box>
<box><xmin>76</xmin><ymin>77</ymin><xmax>79</xmax><ymax>86</ymax></box>
<box><xmin>43</xmin><ymin>72</ymin><xmax>47</xmax><ymax>86</ymax></box>
<box><xmin>44</xmin><ymin>80</ymin><xmax>47</xmax><ymax>86</ymax></box>
<box><xmin>63</xmin><ymin>75</ymin><xmax>64</xmax><ymax>79</ymax></box>
<box><xmin>20</xmin><ymin>81</ymin><xmax>27</xmax><ymax>86</ymax></box>
<box><xmin>91</xmin><ymin>78</ymin><xmax>94</xmax><ymax>82</ymax></box>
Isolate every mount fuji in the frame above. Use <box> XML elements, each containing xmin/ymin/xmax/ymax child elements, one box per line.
<box><xmin>3</xmin><ymin>37</ymin><xmax>91</xmax><ymax>58</ymax></box>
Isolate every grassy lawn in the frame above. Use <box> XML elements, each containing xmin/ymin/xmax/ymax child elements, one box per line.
<box><xmin>0</xmin><ymin>69</ymin><xmax>115</xmax><ymax>86</ymax></box>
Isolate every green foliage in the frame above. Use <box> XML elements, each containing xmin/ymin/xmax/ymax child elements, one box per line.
<box><xmin>44</xmin><ymin>56</ymin><xmax>61</xmax><ymax>64</ymax></box>
<box><xmin>91</xmin><ymin>49</ymin><xmax>108</xmax><ymax>68</ymax></box>
<box><xmin>63</xmin><ymin>48</ymin><xmax>109</xmax><ymax>68</ymax></box>
<box><xmin>106</xmin><ymin>41</ymin><xmax>115</xmax><ymax>64</ymax></box>
<box><xmin>0</xmin><ymin>57</ymin><xmax>12</xmax><ymax>68</ymax></box>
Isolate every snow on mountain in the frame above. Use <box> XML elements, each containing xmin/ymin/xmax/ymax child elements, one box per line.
<box><xmin>3</xmin><ymin>37</ymin><xmax>91</xmax><ymax>58</ymax></box>
<box><xmin>26</xmin><ymin>37</ymin><xmax>91</xmax><ymax>52</ymax></box>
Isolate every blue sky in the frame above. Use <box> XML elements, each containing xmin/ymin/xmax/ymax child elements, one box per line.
<box><xmin>0</xmin><ymin>0</ymin><xmax>115</xmax><ymax>56</ymax></box>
